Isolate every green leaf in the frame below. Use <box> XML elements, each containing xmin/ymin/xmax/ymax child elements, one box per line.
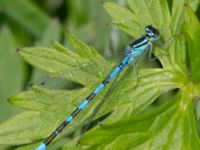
<box><xmin>82</xmin><ymin>67</ymin><xmax>182</xmax><ymax>127</ymax></box>
<box><xmin>170</xmin><ymin>0</ymin><xmax>185</xmax><ymax>34</ymax></box>
<box><xmin>66</xmin><ymin>31</ymin><xmax>100</xmax><ymax>59</ymax></box>
<box><xmin>18</xmin><ymin>36</ymin><xmax>110</xmax><ymax>86</ymax></box>
<box><xmin>103</xmin><ymin>2</ymin><xmax>140</xmax><ymax>37</ymax></box>
<box><xmin>79</xmin><ymin>92</ymin><xmax>200</xmax><ymax>150</ymax></box>
<box><xmin>184</xmin><ymin>5</ymin><xmax>200</xmax><ymax>83</ymax></box>
<box><xmin>0</xmin><ymin>0</ymin><xmax>51</xmax><ymax>37</ymax></box>
<box><xmin>31</xmin><ymin>19</ymin><xmax>62</xmax><ymax>82</ymax></box>
<box><xmin>0</xmin><ymin>26</ymin><xmax>24</xmax><ymax>122</ymax></box>
<box><xmin>35</xmin><ymin>19</ymin><xmax>61</xmax><ymax>47</ymax></box>
<box><xmin>104</xmin><ymin>0</ymin><xmax>174</xmax><ymax>68</ymax></box>
<box><xmin>0</xmin><ymin>1</ymin><xmax>200</xmax><ymax>150</ymax></box>
<box><xmin>186</xmin><ymin>0</ymin><xmax>199</xmax><ymax>12</ymax></box>
<box><xmin>66</xmin><ymin>0</ymin><xmax>111</xmax><ymax>55</ymax></box>
<box><xmin>169</xmin><ymin>0</ymin><xmax>199</xmax><ymax>34</ymax></box>
<box><xmin>0</xmin><ymin>33</ymin><xmax>111</xmax><ymax>146</ymax></box>
<box><xmin>197</xmin><ymin>101</ymin><xmax>200</xmax><ymax>134</ymax></box>
<box><xmin>105</xmin><ymin>0</ymin><xmax>171</xmax><ymax>38</ymax></box>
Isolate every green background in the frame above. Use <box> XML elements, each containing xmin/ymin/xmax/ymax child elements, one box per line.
<box><xmin>0</xmin><ymin>0</ymin><xmax>199</xmax><ymax>150</ymax></box>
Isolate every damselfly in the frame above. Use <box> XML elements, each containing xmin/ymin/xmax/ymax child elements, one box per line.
<box><xmin>35</xmin><ymin>25</ymin><xmax>160</xmax><ymax>150</ymax></box>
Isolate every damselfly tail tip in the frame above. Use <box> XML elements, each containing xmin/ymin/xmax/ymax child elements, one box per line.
<box><xmin>35</xmin><ymin>143</ymin><xmax>46</xmax><ymax>150</ymax></box>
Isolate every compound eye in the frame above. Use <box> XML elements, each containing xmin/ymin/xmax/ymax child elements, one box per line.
<box><xmin>145</xmin><ymin>27</ymin><xmax>149</xmax><ymax>32</ymax></box>
<box><xmin>145</xmin><ymin>25</ymin><xmax>151</xmax><ymax>32</ymax></box>
<box><xmin>145</xmin><ymin>25</ymin><xmax>155</xmax><ymax>36</ymax></box>
<box><xmin>153</xmin><ymin>30</ymin><xmax>160</xmax><ymax>37</ymax></box>
<box><xmin>154</xmin><ymin>31</ymin><xmax>158</xmax><ymax>37</ymax></box>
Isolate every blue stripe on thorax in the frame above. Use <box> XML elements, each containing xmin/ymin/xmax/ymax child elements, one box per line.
<box><xmin>133</xmin><ymin>43</ymin><xmax>149</xmax><ymax>57</ymax></box>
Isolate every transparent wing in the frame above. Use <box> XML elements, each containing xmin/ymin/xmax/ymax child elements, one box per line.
<box><xmin>21</xmin><ymin>58</ymin><xmax>122</xmax><ymax>144</ymax></box>
<box><xmin>79</xmin><ymin>50</ymin><xmax>149</xmax><ymax>137</ymax></box>
<box><xmin>26</xmin><ymin>60</ymin><xmax>106</xmax><ymax>91</ymax></box>
<box><xmin>24</xmin><ymin>44</ymin><xmax>159</xmax><ymax>145</ymax></box>
<box><xmin>80</xmin><ymin>69</ymin><xmax>121</xmax><ymax>136</ymax></box>
<box><xmin>27</xmin><ymin>71</ymin><xmax>83</xmax><ymax>91</ymax></box>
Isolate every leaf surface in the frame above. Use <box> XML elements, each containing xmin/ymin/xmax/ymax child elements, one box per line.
<box><xmin>0</xmin><ymin>0</ymin><xmax>199</xmax><ymax>150</ymax></box>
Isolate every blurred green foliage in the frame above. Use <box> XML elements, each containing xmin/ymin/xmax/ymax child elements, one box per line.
<box><xmin>0</xmin><ymin>0</ymin><xmax>120</xmax><ymax>122</ymax></box>
<box><xmin>0</xmin><ymin>0</ymin><xmax>123</xmax><ymax>149</ymax></box>
<box><xmin>0</xmin><ymin>0</ymin><xmax>199</xmax><ymax>150</ymax></box>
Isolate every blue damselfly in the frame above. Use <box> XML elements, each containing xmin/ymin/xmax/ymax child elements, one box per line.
<box><xmin>35</xmin><ymin>25</ymin><xmax>160</xmax><ymax>150</ymax></box>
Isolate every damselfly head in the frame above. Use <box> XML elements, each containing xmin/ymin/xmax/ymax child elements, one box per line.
<box><xmin>145</xmin><ymin>25</ymin><xmax>160</xmax><ymax>41</ymax></box>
